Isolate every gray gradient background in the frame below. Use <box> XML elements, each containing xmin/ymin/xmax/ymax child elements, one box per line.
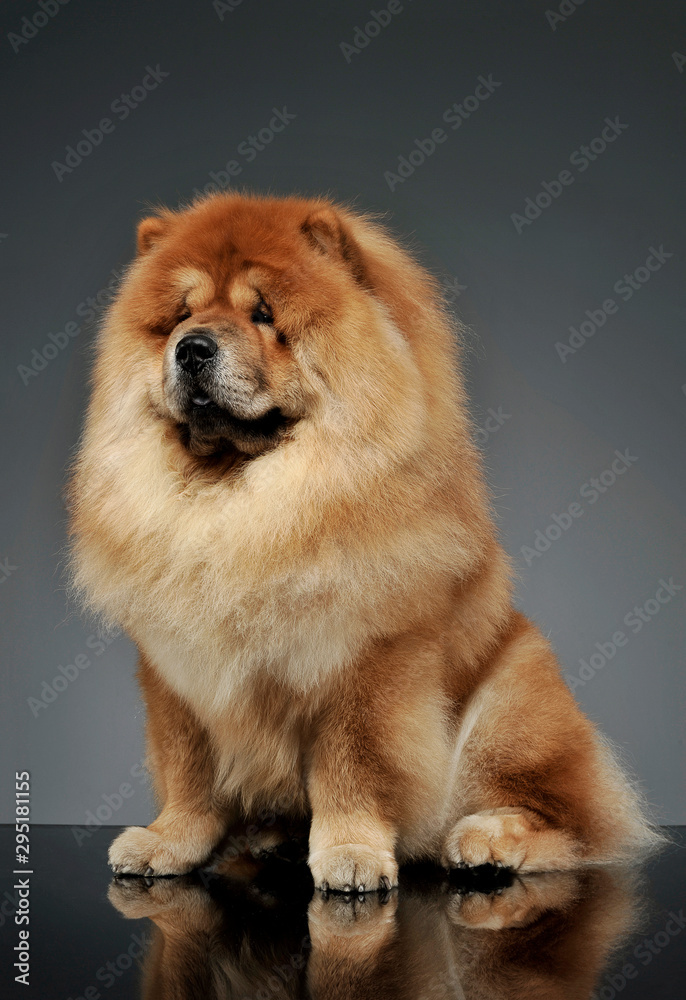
<box><xmin>1</xmin><ymin>0</ymin><xmax>684</xmax><ymax>829</ymax></box>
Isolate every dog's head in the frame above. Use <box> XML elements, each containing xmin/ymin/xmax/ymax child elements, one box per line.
<box><xmin>98</xmin><ymin>194</ymin><xmax>457</xmax><ymax>463</ymax></box>
<box><xmin>70</xmin><ymin>195</ymin><xmax>489</xmax><ymax>644</ymax></box>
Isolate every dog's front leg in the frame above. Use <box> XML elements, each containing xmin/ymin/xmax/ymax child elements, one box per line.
<box><xmin>108</xmin><ymin>654</ymin><xmax>229</xmax><ymax>876</ymax></box>
<box><xmin>306</xmin><ymin>697</ymin><xmax>398</xmax><ymax>893</ymax></box>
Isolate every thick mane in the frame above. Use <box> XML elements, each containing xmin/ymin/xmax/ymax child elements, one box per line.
<box><xmin>68</xmin><ymin>195</ymin><xmax>501</xmax><ymax>699</ymax></box>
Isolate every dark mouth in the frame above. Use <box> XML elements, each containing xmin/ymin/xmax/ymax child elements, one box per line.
<box><xmin>178</xmin><ymin>397</ymin><xmax>291</xmax><ymax>455</ymax></box>
<box><xmin>191</xmin><ymin>392</ymin><xmax>213</xmax><ymax>407</ymax></box>
<box><xmin>190</xmin><ymin>399</ymin><xmax>287</xmax><ymax>435</ymax></box>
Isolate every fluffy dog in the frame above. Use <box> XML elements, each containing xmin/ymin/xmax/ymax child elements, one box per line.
<box><xmin>69</xmin><ymin>193</ymin><xmax>658</xmax><ymax>891</ymax></box>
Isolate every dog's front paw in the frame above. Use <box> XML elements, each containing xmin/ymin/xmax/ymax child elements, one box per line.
<box><xmin>442</xmin><ymin>811</ymin><xmax>578</xmax><ymax>873</ymax></box>
<box><xmin>309</xmin><ymin>844</ymin><xmax>398</xmax><ymax>893</ymax></box>
<box><xmin>108</xmin><ymin>825</ymin><xmax>212</xmax><ymax>876</ymax></box>
<box><xmin>442</xmin><ymin>813</ymin><xmax>529</xmax><ymax>870</ymax></box>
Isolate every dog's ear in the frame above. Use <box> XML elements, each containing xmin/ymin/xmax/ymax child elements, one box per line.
<box><xmin>136</xmin><ymin>215</ymin><xmax>167</xmax><ymax>256</ymax></box>
<box><xmin>301</xmin><ymin>207</ymin><xmax>368</xmax><ymax>286</ymax></box>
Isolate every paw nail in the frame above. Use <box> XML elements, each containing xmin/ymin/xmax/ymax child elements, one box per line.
<box><xmin>144</xmin><ymin>867</ymin><xmax>154</xmax><ymax>876</ymax></box>
<box><xmin>342</xmin><ymin>884</ymin><xmax>353</xmax><ymax>893</ymax></box>
<box><xmin>144</xmin><ymin>877</ymin><xmax>154</xmax><ymax>887</ymax></box>
<box><xmin>357</xmin><ymin>884</ymin><xmax>365</xmax><ymax>893</ymax></box>
<box><xmin>378</xmin><ymin>876</ymin><xmax>391</xmax><ymax>891</ymax></box>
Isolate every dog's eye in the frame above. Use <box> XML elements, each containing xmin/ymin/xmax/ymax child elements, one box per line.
<box><xmin>251</xmin><ymin>301</ymin><xmax>273</xmax><ymax>325</ymax></box>
<box><xmin>177</xmin><ymin>307</ymin><xmax>191</xmax><ymax>323</ymax></box>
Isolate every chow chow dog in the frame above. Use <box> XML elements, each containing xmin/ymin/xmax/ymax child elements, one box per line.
<box><xmin>69</xmin><ymin>193</ymin><xmax>658</xmax><ymax>891</ymax></box>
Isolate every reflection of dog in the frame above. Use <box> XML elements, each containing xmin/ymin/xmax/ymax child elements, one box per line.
<box><xmin>108</xmin><ymin>865</ymin><xmax>641</xmax><ymax>999</ymax></box>
<box><xmin>109</xmin><ymin>871</ymin><xmax>312</xmax><ymax>999</ymax></box>
<box><xmin>70</xmin><ymin>194</ymin><xmax>660</xmax><ymax>891</ymax></box>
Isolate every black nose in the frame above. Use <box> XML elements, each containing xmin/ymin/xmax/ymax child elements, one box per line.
<box><xmin>175</xmin><ymin>333</ymin><xmax>218</xmax><ymax>375</ymax></box>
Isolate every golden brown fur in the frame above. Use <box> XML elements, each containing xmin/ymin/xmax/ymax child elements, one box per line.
<box><xmin>68</xmin><ymin>193</ymin><xmax>660</xmax><ymax>889</ymax></box>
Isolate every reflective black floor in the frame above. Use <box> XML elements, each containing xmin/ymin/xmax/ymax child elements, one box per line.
<box><xmin>1</xmin><ymin>825</ymin><xmax>684</xmax><ymax>999</ymax></box>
